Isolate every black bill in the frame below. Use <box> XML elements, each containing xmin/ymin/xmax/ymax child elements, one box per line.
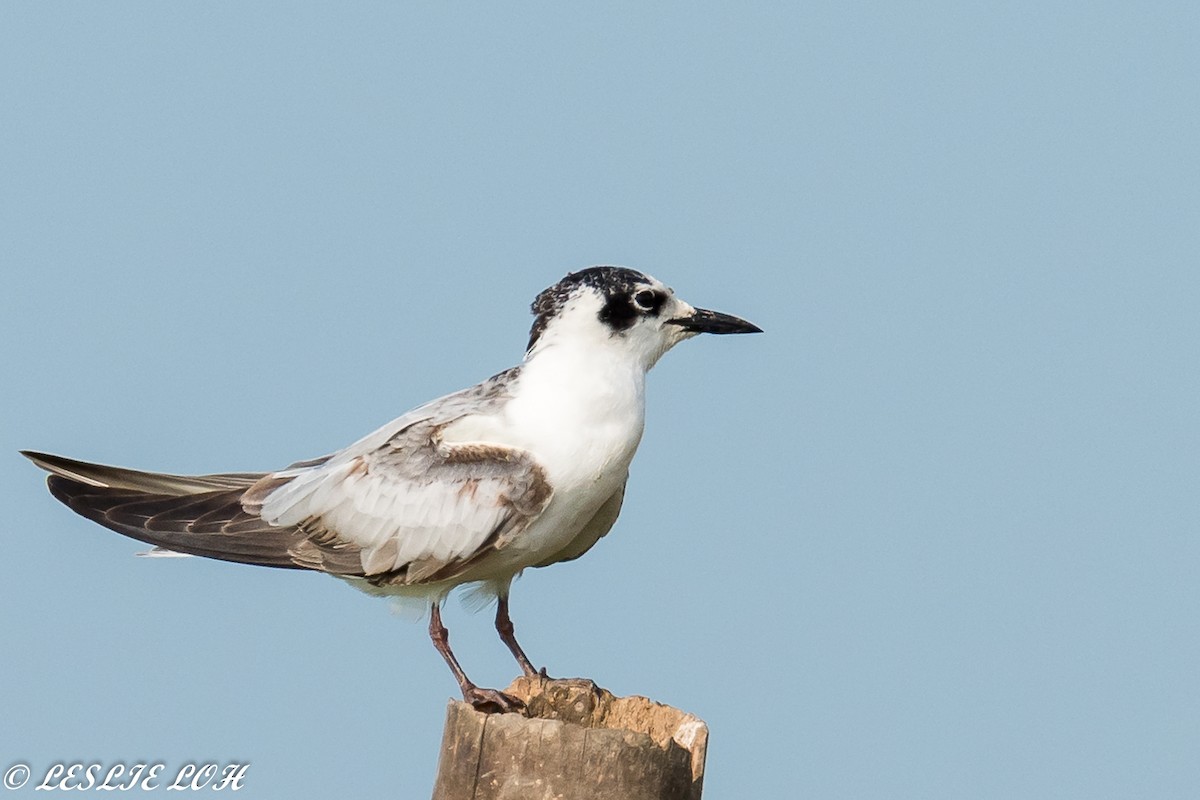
<box><xmin>667</xmin><ymin>307</ymin><xmax>762</xmax><ymax>335</ymax></box>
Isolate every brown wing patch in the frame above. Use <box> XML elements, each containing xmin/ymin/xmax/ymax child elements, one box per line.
<box><xmin>444</xmin><ymin>443</ymin><xmax>519</xmax><ymax>464</ymax></box>
<box><xmin>497</xmin><ymin>462</ymin><xmax>552</xmax><ymax>520</ymax></box>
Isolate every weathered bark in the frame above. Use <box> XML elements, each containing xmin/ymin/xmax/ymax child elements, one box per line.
<box><xmin>431</xmin><ymin>676</ymin><xmax>708</xmax><ymax>800</ymax></box>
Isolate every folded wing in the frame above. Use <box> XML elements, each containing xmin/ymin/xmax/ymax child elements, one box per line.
<box><xmin>251</xmin><ymin>417</ymin><xmax>553</xmax><ymax>583</ymax></box>
<box><xmin>26</xmin><ymin>416</ymin><xmax>551</xmax><ymax>586</ymax></box>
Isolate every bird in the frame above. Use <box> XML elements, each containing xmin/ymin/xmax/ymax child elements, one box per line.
<box><xmin>23</xmin><ymin>266</ymin><xmax>761</xmax><ymax>712</ymax></box>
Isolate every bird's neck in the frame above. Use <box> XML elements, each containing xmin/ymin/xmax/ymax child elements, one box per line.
<box><xmin>502</xmin><ymin>342</ymin><xmax>646</xmax><ymax>488</ymax></box>
<box><xmin>513</xmin><ymin>340</ymin><xmax>647</xmax><ymax>434</ymax></box>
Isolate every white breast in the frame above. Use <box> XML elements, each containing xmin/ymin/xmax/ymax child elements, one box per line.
<box><xmin>439</xmin><ymin>342</ymin><xmax>646</xmax><ymax>565</ymax></box>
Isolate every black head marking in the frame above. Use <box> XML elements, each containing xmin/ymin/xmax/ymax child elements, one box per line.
<box><xmin>527</xmin><ymin>266</ymin><xmax>656</xmax><ymax>351</ymax></box>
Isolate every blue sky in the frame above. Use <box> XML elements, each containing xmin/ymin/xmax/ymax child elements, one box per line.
<box><xmin>3</xmin><ymin>3</ymin><xmax>1198</xmax><ymax>798</ymax></box>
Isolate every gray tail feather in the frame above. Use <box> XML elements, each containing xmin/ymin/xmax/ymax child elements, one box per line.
<box><xmin>20</xmin><ymin>450</ymin><xmax>264</xmax><ymax>494</ymax></box>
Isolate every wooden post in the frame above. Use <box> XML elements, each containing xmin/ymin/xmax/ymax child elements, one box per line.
<box><xmin>431</xmin><ymin>675</ymin><xmax>708</xmax><ymax>800</ymax></box>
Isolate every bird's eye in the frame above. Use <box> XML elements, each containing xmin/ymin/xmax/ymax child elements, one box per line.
<box><xmin>633</xmin><ymin>290</ymin><xmax>662</xmax><ymax>311</ymax></box>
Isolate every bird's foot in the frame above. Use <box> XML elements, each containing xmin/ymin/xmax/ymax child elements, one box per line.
<box><xmin>463</xmin><ymin>686</ymin><xmax>525</xmax><ymax>714</ymax></box>
<box><xmin>519</xmin><ymin>664</ymin><xmax>554</xmax><ymax>680</ymax></box>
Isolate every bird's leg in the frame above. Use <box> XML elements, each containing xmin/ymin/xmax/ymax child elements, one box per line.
<box><xmin>428</xmin><ymin>602</ymin><xmax>524</xmax><ymax>714</ymax></box>
<box><xmin>494</xmin><ymin>596</ymin><xmax>546</xmax><ymax>678</ymax></box>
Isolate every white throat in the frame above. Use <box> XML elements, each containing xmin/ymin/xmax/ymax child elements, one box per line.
<box><xmin>515</xmin><ymin>334</ymin><xmax>647</xmax><ymax>442</ymax></box>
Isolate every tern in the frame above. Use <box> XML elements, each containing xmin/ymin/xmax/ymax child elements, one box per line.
<box><xmin>23</xmin><ymin>266</ymin><xmax>761</xmax><ymax>712</ymax></box>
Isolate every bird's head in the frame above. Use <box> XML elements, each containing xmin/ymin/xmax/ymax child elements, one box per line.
<box><xmin>526</xmin><ymin>266</ymin><xmax>761</xmax><ymax>370</ymax></box>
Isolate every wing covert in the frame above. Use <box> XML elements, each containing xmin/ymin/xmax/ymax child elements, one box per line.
<box><xmin>250</xmin><ymin>418</ymin><xmax>552</xmax><ymax>585</ymax></box>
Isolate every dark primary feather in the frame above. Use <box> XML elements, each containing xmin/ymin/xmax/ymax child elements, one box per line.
<box><xmin>21</xmin><ymin>449</ymin><xmax>359</xmax><ymax>574</ymax></box>
<box><xmin>46</xmin><ymin>475</ymin><xmax>321</xmax><ymax>570</ymax></box>
<box><xmin>21</xmin><ymin>450</ymin><xmax>262</xmax><ymax>493</ymax></box>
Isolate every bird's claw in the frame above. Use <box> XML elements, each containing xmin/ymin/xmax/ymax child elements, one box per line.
<box><xmin>464</xmin><ymin>686</ymin><xmax>525</xmax><ymax>714</ymax></box>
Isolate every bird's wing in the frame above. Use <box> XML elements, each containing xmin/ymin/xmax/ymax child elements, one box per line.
<box><xmin>250</xmin><ymin>415</ymin><xmax>552</xmax><ymax>584</ymax></box>
<box><xmin>30</xmin><ymin>366</ymin><xmax>544</xmax><ymax>583</ymax></box>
